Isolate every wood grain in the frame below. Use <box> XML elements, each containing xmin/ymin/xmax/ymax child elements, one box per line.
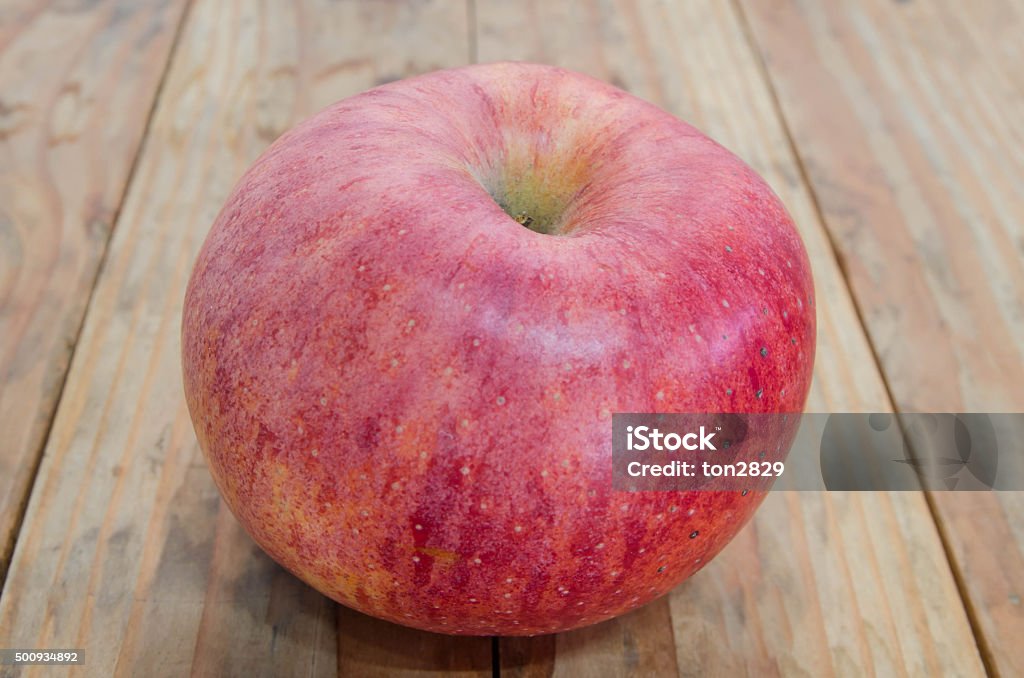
<box><xmin>0</xmin><ymin>1</ymin><xmax>486</xmax><ymax>676</ymax></box>
<box><xmin>335</xmin><ymin>607</ymin><xmax>492</xmax><ymax>676</ymax></box>
<box><xmin>0</xmin><ymin>0</ymin><xmax>191</xmax><ymax>587</ymax></box>
<box><xmin>475</xmin><ymin>0</ymin><xmax>985</xmax><ymax>674</ymax></box>
<box><xmin>738</xmin><ymin>0</ymin><xmax>1024</xmax><ymax>674</ymax></box>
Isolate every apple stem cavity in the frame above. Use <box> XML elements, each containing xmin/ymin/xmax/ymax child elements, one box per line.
<box><xmin>491</xmin><ymin>181</ymin><xmax>570</xmax><ymax>236</ymax></box>
<box><xmin>481</xmin><ymin>146</ymin><xmax>588</xmax><ymax>236</ymax></box>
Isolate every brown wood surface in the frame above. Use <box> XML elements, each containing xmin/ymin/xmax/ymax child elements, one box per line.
<box><xmin>738</xmin><ymin>0</ymin><xmax>1024</xmax><ymax>675</ymax></box>
<box><xmin>0</xmin><ymin>0</ymin><xmax>191</xmax><ymax>586</ymax></box>
<box><xmin>474</xmin><ymin>0</ymin><xmax>985</xmax><ymax>675</ymax></box>
<box><xmin>0</xmin><ymin>0</ymin><xmax>1016</xmax><ymax>676</ymax></box>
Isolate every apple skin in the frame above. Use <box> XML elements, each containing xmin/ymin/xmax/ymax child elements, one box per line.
<box><xmin>182</xmin><ymin>62</ymin><xmax>815</xmax><ymax>636</ymax></box>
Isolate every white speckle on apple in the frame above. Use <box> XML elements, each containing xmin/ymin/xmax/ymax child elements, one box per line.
<box><xmin>622</xmin><ymin>359</ymin><xmax>631</xmax><ymax>368</ymax></box>
<box><xmin>382</xmin><ymin>284</ymin><xmax>391</xmax><ymax>291</ymax></box>
<box><xmin>722</xmin><ymin>299</ymin><xmax>730</xmax><ymax>308</ymax></box>
<box><xmin>514</xmin><ymin>525</ymin><xmax>523</xmax><ymax>533</ymax></box>
<box><xmin>415</xmin><ymin>524</ymin><xmax>423</xmax><ymax>530</ymax></box>
<box><xmin>412</xmin><ymin>556</ymin><xmax>420</xmax><ymax>562</ymax></box>
<box><xmin>596</xmin><ymin>542</ymin><xmax>605</xmax><ymax>550</ymax></box>
<box><xmin>460</xmin><ymin>466</ymin><xmax>470</xmax><ymax>475</ymax></box>
<box><xmin>472</xmin><ymin>338</ymin><xmax>480</xmax><ymax>346</ymax></box>
<box><xmin>656</xmin><ymin>391</ymin><xmax>664</xmax><ymax>400</ymax></box>
<box><xmin>496</xmin><ymin>395</ymin><xmax>506</xmax><ymax>405</ymax></box>
<box><xmin>391</xmin><ymin>481</ymin><xmax>401</xmax><ymax>490</ymax></box>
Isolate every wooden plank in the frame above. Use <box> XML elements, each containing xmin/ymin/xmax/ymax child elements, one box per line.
<box><xmin>0</xmin><ymin>1</ymin><xmax>488</xmax><ymax>676</ymax></box>
<box><xmin>475</xmin><ymin>0</ymin><xmax>985</xmax><ymax>674</ymax></box>
<box><xmin>0</xmin><ymin>0</ymin><xmax>191</xmax><ymax>586</ymax></box>
<box><xmin>335</xmin><ymin>608</ymin><xmax>493</xmax><ymax>677</ymax></box>
<box><xmin>738</xmin><ymin>0</ymin><xmax>1024</xmax><ymax>674</ymax></box>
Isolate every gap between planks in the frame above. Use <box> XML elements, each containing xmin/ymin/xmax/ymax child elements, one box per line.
<box><xmin>0</xmin><ymin>0</ymin><xmax>196</xmax><ymax>594</ymax></box>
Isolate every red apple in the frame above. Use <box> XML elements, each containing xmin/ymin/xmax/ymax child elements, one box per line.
<box><xmin>182</xmin><ymin>62</ymin><xmax>815</xmax><ymax>635</ymax></box>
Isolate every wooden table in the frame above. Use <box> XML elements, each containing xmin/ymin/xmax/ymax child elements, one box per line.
<box><xmin>1</xmin><ymin>1</ymin><xmax>1021</xmax><ymax>675</ymax></box>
